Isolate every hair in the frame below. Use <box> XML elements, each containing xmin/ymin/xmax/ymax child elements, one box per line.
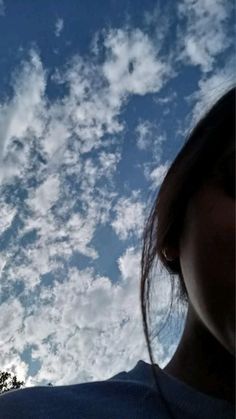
<box><xmin>140</xmin><ymin>85</ymin><xmax>235</xmax><ymax>417</ymax></box>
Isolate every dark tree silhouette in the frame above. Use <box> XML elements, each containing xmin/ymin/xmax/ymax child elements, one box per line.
<box><xmin>0</xmin><ymin>371</ymin><xmax>25</xmax><ymax>394</ymax></box>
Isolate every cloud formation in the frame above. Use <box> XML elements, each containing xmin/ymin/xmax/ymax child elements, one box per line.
<box><xmin>55</xmin><ymin>18</ymin><xmax>64</xmax><ymax>37</ymax></box>
<box><xmin>0</xmin><ymin>0</ymin><xmax>5</xmax><ymax>16</ymax></box>
<box><xmin>177</xmin><ymin>0</ymin><xmax>233</xmax><ymax>72</ymax></box>
<box><xmin>0</xmin><ymin>27</ymin><xmax>174</xmax><ymax>386</ymax></box>
<box><xmin>111</xmin><ymin>191</ymin><xmax>146</xmax><ymax>240</ymax></box>
<box><xmin>0</xmin><ymin>2</ymin><xmax>234</xmax><ymax>387</ymax></box>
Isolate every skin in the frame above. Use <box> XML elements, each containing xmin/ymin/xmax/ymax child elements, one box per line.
<box><xmin>159</xmin><ymin>148</ymin><xmax>235</xmax><ymax>404</ymax></box>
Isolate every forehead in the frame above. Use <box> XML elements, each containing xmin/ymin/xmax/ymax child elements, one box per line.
<box><xmin>183</xmin><ymin>180</ymin><xmax>235</xmax><ymax>243</ymax></box>
<box><xmin>185</xmin><ymin>144</ymin><xmax>235</xmax><ymax>212</ymax></box>
<box><xmin>205</xmin><ymin>141</ymin><xmax>235</xmax><ymax>181</ymax></box>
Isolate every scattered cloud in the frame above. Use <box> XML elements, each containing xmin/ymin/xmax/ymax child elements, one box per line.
<box><xmin>135</xmin><ymin>120</ymin><xmax>166</xmax><ymax>157</ymax></box>
<box><xmin>111</xmin><ymin>191</ymin><xmax>146</xmax><ymax>240</ymax></box>
<box><xmin>136</xmin><ymin>120</ymin><xmax>154</xmax><ymax>151</ymax></box>
<box><xmin>103</xmin><ymin>28</ymin><xmax>172</xmax><ymax>97</ymax></box>
<box><xmin>143</xmin><ymin>2</ymin><xmax>173</xmax><ymax>52</ymax></box>
<box><xmin>0</xmin><ymin>26</ymin><xmax>175</xmax><ymax>385</ymax></box>
<box><xmin>0</xmin><ymin>4</ymin><xmax>233</xmax><ymax>386</ymax></box>
<box><xmin>153</xmin><ymin>90</ymin><xmax>177</xmax><ymax>105</ymax></box>
<box><xmin>177</xmin><ymin>0</ymin><xmax>233</xmax><ymax>73</ymax></box>
<box><xmin>27</xmin><ymin>175</ymin><xmax>60</xmax><ymax>216</ymax></box>
<box><xmin>0</xmin><ymin>0</ymin><xmax>5</xmax><ymax>16</ymax></box>
<box><xmin>0</xmin><ymin>49</ymin><xmax>46</xmax><ymax>184</ymax></box>
<box><xmin>147</xmin><ymin>163</ymin><xmax>170</xmax><ymax>190</ymax></box>
<box><xmin>187</xmin><ymin>58</ymin><xmax>235</xmax><ymax>125</ymax></box>
<box><xmin>7</xmin><ymin>244</ymin><xmax>173</xmax><ymax>387</ymax></box>
<box><xmin>5</xmin><ymin>257</ymin><xmax>150</xmax><ymax>387</ymax></box>
<box><xmin>0</xmin><ymin>202</ymin><xmax>16</xmax><ymax>234</ymax></box>
<box><xmin>0</xmin><ymin>27</ymin><xmax>173</xmax><ymax>186</ymax></box>
<box><xmin>55</xmin><ymin>18</ymin><xmax>64</xmax><ymax>37</ymax></box>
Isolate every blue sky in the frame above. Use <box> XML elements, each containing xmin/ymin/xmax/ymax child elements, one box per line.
<box><xmin>0</xmin><ymin>0</ymin><xmax>235</xmax><ymax>387</ymax></box>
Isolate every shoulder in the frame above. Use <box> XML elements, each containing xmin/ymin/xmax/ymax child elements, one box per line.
<box><xmin>0</xmin><ymin>364</ymin><xmax>159</xmax><ymax>419</ymax></box>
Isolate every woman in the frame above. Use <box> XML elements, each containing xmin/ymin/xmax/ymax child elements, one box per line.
<box><xmin>0</xmin><ymin>87</ymin><xmax>235</xmax><ymax>418</ymax></box>
<box><xmin>141</xmin><ymin>85</ymin><xmax>235</xmax><ymax>418</ymax></box>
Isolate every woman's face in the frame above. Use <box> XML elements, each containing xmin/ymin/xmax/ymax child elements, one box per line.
<box><xmin>179</xmin><ymin>146</ymin><xmax>235</xmax><ymax>356</ymax></box>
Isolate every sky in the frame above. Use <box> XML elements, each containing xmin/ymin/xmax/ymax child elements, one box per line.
<box><xmin>0</xmin><ymin>0</ymin><xmax>235</xmax><ymax>388</ymax></box>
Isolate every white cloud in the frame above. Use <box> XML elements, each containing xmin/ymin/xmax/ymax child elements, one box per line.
<box><xmin>103</xmin><ymin>28</ymin><xmax>171</xmax><ymax>97</ymax></box>
<box><xmin>54</xmin><ymin>18</ymin><xmax>64</xmax><ymax>37</ymax></box>
<box><xmin>0</xmin><ymin>298</ymin><xmax>29</xmax><ymax>382</ymax></box>
<box><xmin>0</xmin><ymin>352</ymin><xmax>28</xmax><ymax>384</ymax></box>
<box><xmin>0</xmin><ymin>50</ymin><xmax>46</xmax><ymax>184</ymax></box>
<box><xmin>65</xmin><ymin>212</ymin><xmax>98</xmax><ymax>258</ymax></box>
<box><xmin>42</xmin><ymin>117</ymin><xmax>70</xmax><ymax>163</ymax></box>
<box><xmin>0</xmin><ymin>28</ymin><xmax>170</xmax><ymax>184</ymax></box>
<box><xmin>98</xmin><ymin>151</ymin><xmax>121</xmax><ymax>178</ymax></box>
<box><xmin>117</xmin><ymin>246</ymin><xmax>140</xmax><ymax>281</ymax></box>
<box><xmin>143</xmin><ymin>3</ymin><xmax>173</xmax><ymax>52</ymax></box>
<box><xmin>6</xmin><ymin>244</ymin><xmax>174</xmax><ymax>387</ymax></box>
<box><xmin>1</xmin><ymin>2</ymin><xmax>233</xmax><ymax>388</ymax></box>
<box><xmin>27</xmin><ymin>175</ymin><xmax>60</xmax><ymax>216</ymax></box>
<box><xmin>187</xmin><ymin>59</ymin><xmax>235</xmax><ymax>125</ymax></box>
<box><xmin>0</xmin><ymin>202</ymin><xmax>16</xmax><ymax>234</ymax></box>
<box><xmin>153</xmin><ymin>90</ymin><xmax>177</xmax><ymax>105</ymax></box>
<box><xmin>0</xmin><ymin>0</ymin><xmax>5</xmax><ymax>16</ymax></box>
<box><xmin>0</xmin><ymin>26</ymin><xmax>179</xmax><ymax>386</ymax></box>
<box><xmin>135</xmin><ymin>121</ymin><xmax>167</xmax><ymax>180</ymax></box>
<box><xmin>2</xmin><ymin>50</ymin><xmax>46</xmax><ymax>144</ymax></box>
<box><xmin>111</xmin><ymin>191</ymin><xmax>146</xmax><ymax>240</ymax></box>
<box><xmin>147</xmin><ymin>163</ymin><xmax>170</xmax><ymax>190</ymax></box>
<box><xmin>136</xmin><ymin>120</ymin><xmax>154</xmax><ymax>150</ymax></box>
<box><xmin>2</xmin><ymin>27</ymin><xmax>169</xmax><ymax>292</ymax></box>
<box><xmin>0</xmin><ymin>298</ymin><xmax>24</xmax><ymax>346</ymax></box>
<box><xmin>16</xmin><ymin>261</ymin><xmax>149</xmax><ymax>386</ymax></box>
<box><xmin>0</xmin><ymin>253</ymin><xmax>7</xmax><ymax>279</ymax></box>
<box><xmin>177</xmin><ymin>0</ymin><xmax>233</xmax><ymax>72</ymax></box>
<box><xmin>135</xmin><ymin>121</ymin><xmax>166</xmax><ymax>157</ymax></box>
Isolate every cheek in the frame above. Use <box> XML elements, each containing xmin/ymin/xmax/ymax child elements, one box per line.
<box><xmin>182</xmin><ymin>224</ymin><xmax>235</xmax><ymax>305</ymax></box>
<box><xmin>180</xmin><ymin>184</ymin><xmax>235</xmax><ymax>299</ymax></box>
<box><xmin>179</xmin><ymin>201</ymin><xmax>235</xmax><ymax>351</ymax></box>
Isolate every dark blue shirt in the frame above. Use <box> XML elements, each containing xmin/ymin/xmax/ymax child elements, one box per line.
<box><xmin>0</xmin><ymin>360</ymin><xmax>234</xmax><ymax>418</ymax></box>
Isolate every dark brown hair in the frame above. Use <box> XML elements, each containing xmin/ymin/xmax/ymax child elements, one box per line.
<box><xmin>140</xmin><ymin>86</ymin><xmax>235</xmax><ymax>416</ymax></box>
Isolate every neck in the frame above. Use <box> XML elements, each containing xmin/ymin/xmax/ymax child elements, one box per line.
<box><xmin>162</xmin><ymin>305</ymin><xmax>235</xmax><ymax>404</ymax></box>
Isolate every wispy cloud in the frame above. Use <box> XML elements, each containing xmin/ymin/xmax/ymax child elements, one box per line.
<box><xmin>147</xmin><ymin>163</ymin><xmax>170</xmax><ymax>190</ymax></box>
<box><xmin>54</xmin><ymin>18</ymin><xmax>64</xmax><ymax>37</ymax></box>
<box><xmin>177</xmin><ymin>0</ymin><xmax>233</xmax><ymax>73</ymax></box>
<box><xmin>5</xmin><ymin>253</ymin><xmax>151</xmax><ymax>387</ymax></box>
<box><xmin>0</xmin><ymin>26</ymin><xmax>173</xmax><ymax>385</ymax></box>
<box><xmin>0</xmin><ymin>1</ymin><xmax>233</xmax><ymax>386</ymax></box>
<box><xmin>0</xmin><ymin>50</ymin><xmax>46</xmax><ymax>184</ymax></box>
<box><xmin>103</xmin><ymin>28</ymin><xmax>172</xmax><ymax>96</ymax></box>
<box><xmin>136</xmin><ymin>121</ymin><xmax>155</xmax><ymax>151</ymax></box>
<box><xmin>187</xmin><ymin>57</ymin><xmax>235</xmax><ymax>126</ymax></box>
<box><xmin>0</xmin><ymin>0</ymin><xmax>5</xmax><ymax>16</ymax></box>
<box><xmin>0</xmin><ymin>202</ymin><xmax>16</xmax><ymax>234</ymax></box>
<box><xmin>135</xmin><ymin>120</ymin><xmax>166</xmax><ymax>157</ymax></box>
<box><xmin>111</xmin><ymin>191</ymin><xmax>146</xmax><ymax>240</ymax></box>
